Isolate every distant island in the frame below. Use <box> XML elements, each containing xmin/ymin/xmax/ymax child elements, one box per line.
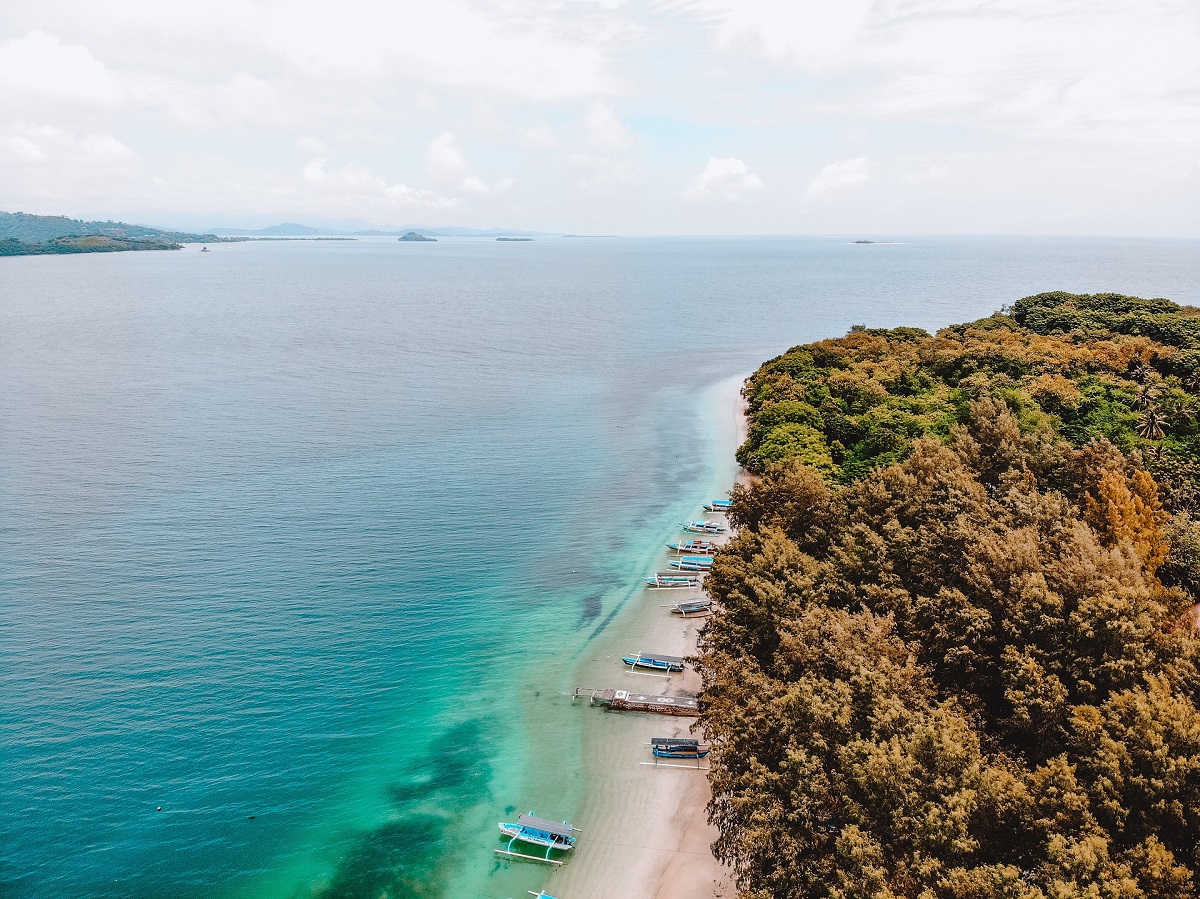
<box><xmin>496</xmin><ymin>237</ymin><xmax>533</xmax><ymax>242</ymax></box>
<box><xmin>398</xmin><ymin>231</ymin><xmax>436</xmax><ymax>242</ymax></box>
<box><xmin>0</xmin><ymin>211</ymin><xmax>218</xmax><ymax>257</ymax></box>
<box><xmin>210</xmin><ymin>223</ymin><xmax>548</xmax><ymax>238</ymax></box>
<box><xmin>852</xmin><ymin>239</ymin><xmax>876</xmax><ymax>244</ymax></box>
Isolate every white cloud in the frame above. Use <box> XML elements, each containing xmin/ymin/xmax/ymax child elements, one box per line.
<box><xmin>0</xmin><ymin>30</ymin><xmax>119</xmax><ymax>108</ymax></box>
<box><xmin>0</xmin><ymin>0</ymin><xmax>1194</xmax><ymax>234</ymax></box>
<box><xmin>804</xmin><ymin>157</ymin><xmax>872</xmax><ymax>198</ymax></box>
<box><xmin>425</xmin><ymin>132</ymin><xmax>493</xmax><ymax>194</ymax></box>
<box><xmin>383</xmin><ymin>182</ymin><xmax>460</xmax><ymax>209</ymax></box>
<box><xmin>698</xmin><ymin>0</ymin><xmax>872</xmax><ymax>71</ymax></box>
<box><xmin>583</xmin><ymin>101</ymin><xmax>633</xmax><ymax>153</ymax></box>
<box><xmin>682</xmin><ymin>157</ymin><xmax>764</xmax><ymax>201</ymax></box>
<box><xmin>521</xmin><ymin>120</ymin><xmax>560</xmax><ymax>150</ymax></box>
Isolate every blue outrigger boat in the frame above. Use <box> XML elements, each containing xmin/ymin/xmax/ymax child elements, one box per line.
<box><xmin>622</xmin><ymin>651</ymin><xmax>686</xmax><ymax>672</ymax></box>
<box><xmin>666</xmin><ymin>539</ymin><xmax>717</xmax><ymax>554</ymax></box>
<box><xmin>681</xmin><ymin>520</ymin><xmax>726</xmax><ymax>535</ymax></box>
<box><xmin>644</xmin><ymin>573</ymin><xmax>700</xmax><ymax>588</ymax></box>
<box><xmin>704</xmin><ymin>499</ymin><xmax>733</xmax><ymax>513</ymax></box>
<box><xmin>651</xmin><ymin>737</ymin><xmax>710</xmax><ymax>758</ymax></box>
<box><xmin>670</xmin><ymin>598</ymin><xmax>712</xmax><ymax>616</ymax></box>
<box><xmin>669</xmin><ymin>555</ymin><xmax>713</xmax><ymax>571</ymax></box>
<box><xmin>497</xmin><ymin>811</ymin><xmax>579</xmax><ymax>865</ymax></box>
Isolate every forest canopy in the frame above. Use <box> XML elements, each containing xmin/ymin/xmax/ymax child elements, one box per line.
<box><xmin>699</xmin><ymin>292</ymin><xmax>1200</xmax><ymax>899</ymax></box>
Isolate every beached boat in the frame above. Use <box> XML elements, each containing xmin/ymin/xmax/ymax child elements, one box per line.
<box><xmin>670</xmin><ymin>598</ymin><xmax>712</xmax><ymax>616</ymax></box>
<box><xmin>651</xmin><ymin>737</ymin><xmax>710</xmax><ymax>758</ymax></box>
<box><xmin>704</xmin><ymin>499</ymin><xmax>733</xmax><ymax>513</ymax></box>
<box><xmin>496</xmin><ymin>812</ymin><xmax>578</xmax><ymax>864</ymax></box>
<box><xmin>680</xmin><ymin>520</ymin><xmax>726</xmax><ymax>534</ymax></box>
<box><xmin>666</xmin><ymin>539</ymin><xmax>717</xmax><ymax>554</ymax></box>
<box><xmin>644</xmin><ymin>573</ymin><xmax>700</xmax><ymax>588</ymax></box>
<box><xmin>622</xmin><ymin>651</ymin><xmax>686</xmax><ymax>672</ymax></box>
<box><xmin>669</xmin><ymin>555</ymin><xmax>713</xmax><ymax>571</ymax></box>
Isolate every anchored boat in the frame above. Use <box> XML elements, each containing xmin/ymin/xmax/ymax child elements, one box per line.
<box><xmin>622</xmin><ymin>651</ymin><xmax>686</xmax><ymax>672</ymax></box>
<box><xmin>669</xmin><ymin>555</ymin><xmax>713</xmax><ymax>571</ymax></box>
<box><xmin>680</xmin><ymin>520</ymin><xmax>726</xmax><ymax>535</ymax></box>
<box><xmin>670</xmin><ymin>598</ymin><xmax>712</xmax><ymax>616</ymax></box>
<box><xmin>497</xmin><ymin>812</ymin><xmax>579</xmax><ymax>864</ymax></box>
<box><xmin>644</xmin><ymin>573</ymin><xmax>700</xmax><ymax>588</ymax></box>
<box><xmin>666</xmin><ymin>539</ymin><xmax>717</xmax><ymax>554</ymax></box>
<box><xmin>704</xmin><ymin>499</ymin><xmax>733</xmax><ymax>513</ymax></box>
<box><xmin>651</xmin><ymin>737</ymin><xmax>710</xmax><ymax>758</ymax></box>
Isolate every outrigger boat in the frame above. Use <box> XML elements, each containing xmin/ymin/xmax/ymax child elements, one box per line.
<box><xmin>669</xmin><ymin>555</ymin><xmax>713</xmax><ymax>571</ymax></box>
<box><xmin>622</xmin><ymin>651</ymin><xmax>686</xmax><ymax>672</ymax></box>
<box><xmin>670</xmin><ymin>598</ymin><xmax>712</xmax><ymax>616</ymax></box>
<box><xmin>666</xmin><ymin>539</ymin><xmax>717</xmax><ymax>554</ymax></box>
<box><xmin>680</xmin><ymin>520</ymin><xmax>726</xmax><ymax>535</ymax></box>
<box><xmin>651</xmin><ymin>737</ymin><xmax>710</xmax><ymax>758</ymax></box>
<box><xmin>644</xmin><ymin>573</ymin><xmax>700</xmax><ymax>588</ymax></box>
<box><xmin>704</xmin><ymin>499</ymin><xmax>733</xmax><ymax>513</ymax></box>
<box><xmin>497</xmin><ymin>811</ymin><xmax>579</xmax><ymax>865</ymax></box>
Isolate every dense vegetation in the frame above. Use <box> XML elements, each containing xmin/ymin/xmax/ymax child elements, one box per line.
<box><xmin>699</xmin><ymin>292</ymin><xmax>1200</xmax><ymax>899</ymax></box>
<box><xmin>0</xmin><ymin>235</ymin><xmax>184</xmax><ymax>255</ymax></box>
<box><xmin>0</xmin><ymin>210</ymin><xmax>215</xmax><ymax>255</ymax></box>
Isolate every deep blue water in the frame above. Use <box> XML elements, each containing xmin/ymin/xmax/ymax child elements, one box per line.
<box><xmin>2</xmin><ymin>236</ymin><xmax>1198</xmax><ymax>898</ymax></box>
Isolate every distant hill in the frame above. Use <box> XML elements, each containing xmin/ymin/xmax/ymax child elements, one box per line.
<box><xmin>0</xmin><ymin>235</ymin><xmax>188</xmax><ymax>256</ymax></box>
<box><xmin>0</xmin><ymin>211</ymin><xmax>216</xmax><ymax>245</ymax></box>
<box><xmin>208</xmin><ymin>223</ymin><xmax>324</xmax><ymax>237</ymax></box>
<box><xmin>207</xmin><ymin>221</ymin><xmax>550</xmax><ymax>238</ymax></box>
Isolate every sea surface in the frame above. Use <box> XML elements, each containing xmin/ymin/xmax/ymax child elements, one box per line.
<box><xmin>2</xmin><ymin>236</ymin><xmax>1198</xmax><ymax>899</ymax></box>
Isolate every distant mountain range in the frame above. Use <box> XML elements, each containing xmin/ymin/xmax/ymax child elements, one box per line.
<box><xmin>207</xmin><ymin>222</ymin><xmax>548</xmax><ymax>238</ymax></box>
<box><xmin>0</xmin><ymin>210</ymin><xmax>556</xmax><ymax>258</ymax></box>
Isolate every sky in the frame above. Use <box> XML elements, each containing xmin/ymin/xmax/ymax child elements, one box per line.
<box><xmin>0</xmin><ymin>1</ymin><xmax>1197</xmax><ymax>236</ymax></box>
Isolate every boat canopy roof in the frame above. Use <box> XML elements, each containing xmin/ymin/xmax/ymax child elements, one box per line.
<box><xmin>517</xmin><ymin>814</ymin><xmax>574</xmax><ymax>837</ymax></box>
<box><xmin>652</xmin><ymin>737</ymin><xmax>700</xmax><ymax>748</ymax></box>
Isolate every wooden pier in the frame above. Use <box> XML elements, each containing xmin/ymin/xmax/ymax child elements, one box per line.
<box><xmin>572</xmin><ymin>687</ymin><xmax>699</xmax><ymax>716</ymax></box>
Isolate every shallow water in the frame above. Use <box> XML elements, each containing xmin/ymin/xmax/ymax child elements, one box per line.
<box><xmin>2</xmin><ymin>236</ymin><xmax>1198</xmax><ymax>898</ymax></box>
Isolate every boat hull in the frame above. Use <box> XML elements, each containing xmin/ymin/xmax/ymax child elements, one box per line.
<box><xmin>622</xmin><ymin>656</ymin><xmax>685</xmax><ymax>672</ymax></box>
<box><xmin>498</xmin><ymin>823</ymin><xmax>575</xmax><ymax>852</ymax></box>
<box><xmin>652</xmin><ymin>747</ymin><xmax>710</xmax><ymax>758</ymax></box>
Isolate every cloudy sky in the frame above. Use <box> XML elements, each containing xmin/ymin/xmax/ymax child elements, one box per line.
<box><xmin>1</xmin><ymin>1</ymin><xmax>1197</xmax><ymax>235</ymax></box>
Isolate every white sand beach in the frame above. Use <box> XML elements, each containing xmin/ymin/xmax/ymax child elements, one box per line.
<box><xmin>543</xmin><ymin>376</ymin><xmax>746</xmax><ymax>899</ymax></box>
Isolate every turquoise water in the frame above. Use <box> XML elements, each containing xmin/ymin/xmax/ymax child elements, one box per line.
<box><xmin>2</xmin><ymin>236</ymin><xmax>1198</xmax><ymax>899</ymax></box>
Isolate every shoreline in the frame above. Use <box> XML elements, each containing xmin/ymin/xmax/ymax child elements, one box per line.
<box><xmin>543</xmin><ymin>373</ymin><xmax>746</xmax><ymax>899</ymax></box>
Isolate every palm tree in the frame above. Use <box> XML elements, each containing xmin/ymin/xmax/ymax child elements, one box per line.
<box><xmin>1135</xmin><ymin>385</ymin><xmax>1158</xmax><ymax>409</ymax></box>
<box><xmin>1130</xmin><ymin>362</ymin><xmax>1151</xmax><ymax>383</ymax></box>
<box><xmin>1137</xmin><ymin>408</ymin><xmax>1166</xmax><ymax>441</ymax></box>
<box><xmin>1185</xmin><ymin>373</ymin><xmax>1200</xmax><ymax>394</ymax></box>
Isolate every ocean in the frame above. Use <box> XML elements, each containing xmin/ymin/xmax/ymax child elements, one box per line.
<box><xmin>2</xmin><ymin>236</ymin><xmax>1198</xmax><ymax>899</ymax></box>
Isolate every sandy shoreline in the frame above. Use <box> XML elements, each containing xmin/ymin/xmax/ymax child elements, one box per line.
<box><xmin>542</xmin><ymin>375</ymin><xmax>746</xmax><ymax>899</ymax></box>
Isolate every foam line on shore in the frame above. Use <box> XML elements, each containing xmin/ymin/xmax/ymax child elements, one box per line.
<box><xmin>543</xmin><ymin>372</ymin><xmax>746</xmax><ymax>899</ymax></box>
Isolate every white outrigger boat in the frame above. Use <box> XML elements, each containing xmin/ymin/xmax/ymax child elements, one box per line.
<box><xmin>644</xmin><ymin>573</ymin><xmax>700</xmax><ymax>588</ymax></box>
<box><xmin>666</xmin><ymin>539</ymin><xmax>718</xmax><ymax>554</ymax></box>
<box><xmin>669</xmin><ymin>555</ymin><xmax>713</xmax><ymax>571</ymax></box>
<box><xmin>670</xmin><ymin>598</ymin><xmax>713</xmax><ymax>616</ymax></box>
<box><xmin>680</xmin><ymin>520</ymin><xmax>726</xmax><ymax>535</ymax></box>
<box><xmin>622</xmin><ymin>651</ymin><xmax>686</xmax><ymax>672</ymax></box>
<box><xmin>704</xmin><ymin>499</ymin><xmax>733</xmax><ymax>513</ymax></box>
<box><xmin>497</xmin><ymin>811</ymin><xmax>580</xmax><ymax>865</ymax></box>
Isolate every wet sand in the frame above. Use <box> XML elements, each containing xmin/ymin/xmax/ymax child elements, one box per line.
<box><xmin>543</xmin><ymin>375</ymin><xmax>746</xmax><ymax>899</ymax></box>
